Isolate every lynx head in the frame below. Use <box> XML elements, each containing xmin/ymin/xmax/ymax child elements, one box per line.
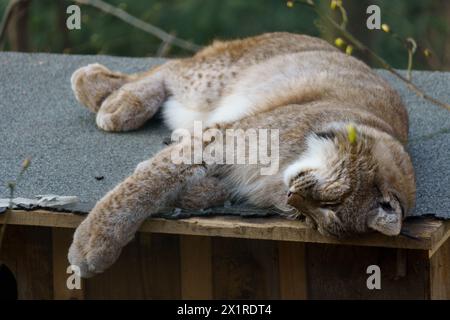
<box><xmin>283</xmin><ymin>123</ymin><xmax>415</xmax><ymax>238</ymax></box>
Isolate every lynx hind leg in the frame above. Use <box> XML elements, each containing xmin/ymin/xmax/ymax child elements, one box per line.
<box><xmin>176</xmin><ymin>177</ymin><xmax>229</xmax><ymax>209</ymax></box>
<box><xmin>95</xmin><ymin>74</ymin><xmax>166</xmax><ymax>132</ymax></box>
<box><xmin>71</xmin><ymin>63</ymin><xmax>131</xmax><ymax>113</ymax></box>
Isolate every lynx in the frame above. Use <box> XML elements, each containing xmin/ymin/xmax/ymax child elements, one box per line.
<box><xmin>69</xmin><ymin>33</ymin><xmax>415</xmax><ymax>277</ymax></box>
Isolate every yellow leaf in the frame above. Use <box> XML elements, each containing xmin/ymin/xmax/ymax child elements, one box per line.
<box><xmin>330</xmin><ymin>0</ymin><xmax>342</xmax><ymax>10</ymax></box>
<box><xmin>381</xmin><ymin>24</ymin><xmax>390</xmax><ymax>33</ymax></box>
<box><xmin>347</xmin><ymin>124</ymin><xmax>357</xmax><ymax>144</ymax></box>
<box><xmin>345</xmin><ymin>45</ymin><xmax>353</xmax><ymax>55</ymax></box>
<box><xmin>334</xmin><ymin>37</ymin><xmax>345</xmax><ymax>48</ymax></box>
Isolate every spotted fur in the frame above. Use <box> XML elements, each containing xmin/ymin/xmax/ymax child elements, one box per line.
<box><xmin>69</xmin><ymin>33</ymin><xmax>415</xmax><ymax>277</ymax></box>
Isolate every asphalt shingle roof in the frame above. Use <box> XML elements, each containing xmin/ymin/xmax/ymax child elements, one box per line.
<box><xmin>0</xmin><ymin>52</ymin><xmax>449</xmax><ymax>218</ymax></box>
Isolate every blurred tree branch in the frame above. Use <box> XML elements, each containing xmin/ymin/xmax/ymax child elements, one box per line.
<box><xmin>72</xmin><ymin>0</ymin><xmax>202</xmax><ymax>53</ymax></box>
<box><xmin>0</xmin><ymin>0</ymin><xmax>31</xmax><ymax>51</ymax></box>
<box><xmin>289</xmin><ymin>0</ymin><xmax>450</xmax><ymax>112</ymax></box>
<box><xmin>58</xmin><ymin>0</ymin><xmax>70</xmax><ymax>52</ymax></box>
<box><xmin>156</xmin><ymin>31</ymin><xmax>176</xmax><ymax>57</ymax></box>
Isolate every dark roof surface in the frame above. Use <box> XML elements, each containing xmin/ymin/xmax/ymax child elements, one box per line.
<box><xmin>0</xmin><ymin>52</ymin><xmax>449</xmax><ymax>218</ymax></box>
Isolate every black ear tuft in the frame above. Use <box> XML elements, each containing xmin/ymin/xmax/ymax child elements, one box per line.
<box><xmin>315</xmin><ymin>131</ymin><xmax>336</xmax><ymax>140</ymax></box>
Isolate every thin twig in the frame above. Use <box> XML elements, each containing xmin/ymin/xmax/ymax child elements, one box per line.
<box><xmin>0</xmin><ymin>185</ymin><xmax>14</xmax><ymax>256</ymax></box>
<box><xmin>73</xmin><ymin>0</ymin><xmax>202</xmax><ymax>53</ymax></box>
<box><xmin>390</xmin><ymin>31</ymin><xmax>432</xmax><ymax>69</ymax></box>
<box><xmin>337</xmin><ymin>4</ymin><xmax>347</xmax><ymax>29</ymax></box>
<box><xmin>157</xmin><ymin>31</ymin><xmax>176</xmax><ymax>57</ymax></box>
<box><xmin>0</xmin><ymin>0</ymin><xmax>27</xmax><ymax>50</ymax></box>
<box><xmin>295</xmin><ymin>0</ymin><xmax>450</xmax><ymax>111</ymax></box>
<box><xmin>0</xmin><ymin>181</ymin><xmax>16</xmax><ymax>262</ymax></box>
<box><xmin>407</xmin><ymin>48</ymin><xmax>413</xmax><ymax>81</ymax></box>
<box><xmin>405</xmin><ymin>38</ymin><xmax>417</xmax><ymax>81</ymax></box>
<box><xmin>0</xmin><ymin>158</ymin><xmax>30</xmax><ymax>258</ymax></box>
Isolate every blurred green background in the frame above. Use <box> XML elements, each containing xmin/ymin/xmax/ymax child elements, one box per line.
<box><xmin>0</xmin><ymin>0</ymin><xmax>449</xmax><ymax>70</ymax></box>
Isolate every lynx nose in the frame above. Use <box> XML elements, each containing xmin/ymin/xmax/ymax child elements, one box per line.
<box><xmin>287</xmin><ymin>192</ymin><xmax>317</xmax><ymax>221</ymax></box>
<box><xmin>287</xmin><ymin>191</ymin><xmax>304</xmax><ymax>209</ymax></box>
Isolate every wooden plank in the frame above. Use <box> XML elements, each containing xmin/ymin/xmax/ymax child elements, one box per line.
<box><xmin>180</xmin><ymin>235</ymin><xmax>213</xmax><ymax>299</ymax></box>
<box><xmin>0</xmin><ymin>225</ymin><xmax>53</xmax><ymax>299</ymax></box>
<box><xmin>84</xmin><ymin>237</ymin><xmax>146</xmax><ymax>299</ymax></box>
<box><xmin>430</xmin><ymin>238</ymin><xmax>450</xmax><ymax>299</ymax></box>
<box><xmin>278</xmin><ymin>242</ymin><xmax>307</xmax><ymax>299</ymax></box>
<box><xmin>83</xmin><ymin>233</ymin><xmax>181</xmax><ymax>299</ymax></box>
<box><xmin>1</xmin><ymin>210</ymin><xmax>83</xmax><ymax>228</ymax></box>
<box><xmin>137</xmin><ymin>233</ymin><xmax>181</xmax><ymax>299</ymax></box>
<box><xmin>428</xmin><ymin>220</ymin><xmax>450</xmax><ymax>257</ymax></box>
<box><xmin>52</xmin><ymin>228</ymin><xmax>84</xmax><ymax>300</ymax></box>
<box><xmin>212</xmin><ymin>238</ymin><xmax>280</xmax><ymax>299</ymax></box>
<box><xmin>305</xmin><ymin>243</ymin><xmax>430</xmax><ymax>299</ymax></box>
<box><xmin>2</xmin><ymin>210</ymin><xmax>450</xmax><ymax>251</ymax></box>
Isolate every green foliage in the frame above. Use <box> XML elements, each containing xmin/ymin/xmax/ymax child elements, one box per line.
<box><xmin>0</xmin><ymin>0</ymin><xmax>449</xmax><ymax>70</ymax></box>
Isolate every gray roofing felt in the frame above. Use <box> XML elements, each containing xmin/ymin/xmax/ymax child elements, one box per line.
<box><xmin>0</xmin><ymin>52</ymin><xmax>449</xmax><ymax>218</ymax></box>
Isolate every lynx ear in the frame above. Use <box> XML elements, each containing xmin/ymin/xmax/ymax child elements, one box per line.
<box><xmin>367</xmin><ymin>205</ymin><xmax>402</xmax><ymax>236</ymax></box>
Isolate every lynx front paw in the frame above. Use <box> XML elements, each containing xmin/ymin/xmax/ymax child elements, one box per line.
<box><xmin>71</xmin><ymin>63</ymin><xmax>129</xmax><ymax>112</ymax></box>
<box><xmin>68</xmin><ymin>217</ymin><xmax>125</xmax><ymax>278</ymax></box>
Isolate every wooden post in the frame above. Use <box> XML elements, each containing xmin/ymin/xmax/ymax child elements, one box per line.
<box><xmin>6</xmin><ymin>0</ymin><xmax>31</xmax><ymax>51</ymax></box>
<box><xmin>278</xmin><ymin>241</ymin><xmax>307</xmax><ymax>299</ymax></box>
<box><xmin>83</xmin><ymin>233</ymin><xmax>181</xmax><ymax>299</ymax></box>
<box><xmin>180</xmin><ymin>235</ymin><xmax>213</xmax><ymax>299</ymax></box>
<box><xmin>430</xmin><ymin>239</ymin><xmax>450</xmax><ymax>299</ymax></box>
<box><xmin>212</xmin><ymin>238</ymin><xmax>280</xmax><ymax>299</ymax></box>
<box><xmin>52</xmin><ymin>228</ymin><xmax>84</xmax><ymax>300</ymax></box>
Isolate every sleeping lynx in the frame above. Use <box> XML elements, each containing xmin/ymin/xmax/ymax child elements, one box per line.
<box><xmin>69</xmin><ymin>33</ymin><xmax>415</xmax><ymax>277</ymax></box>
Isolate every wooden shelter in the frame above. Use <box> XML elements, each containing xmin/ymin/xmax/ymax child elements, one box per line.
<box><xmin>0</xmin><ymin>53</ymin><xmax>449</xmax><ymax>299</ymax></box>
